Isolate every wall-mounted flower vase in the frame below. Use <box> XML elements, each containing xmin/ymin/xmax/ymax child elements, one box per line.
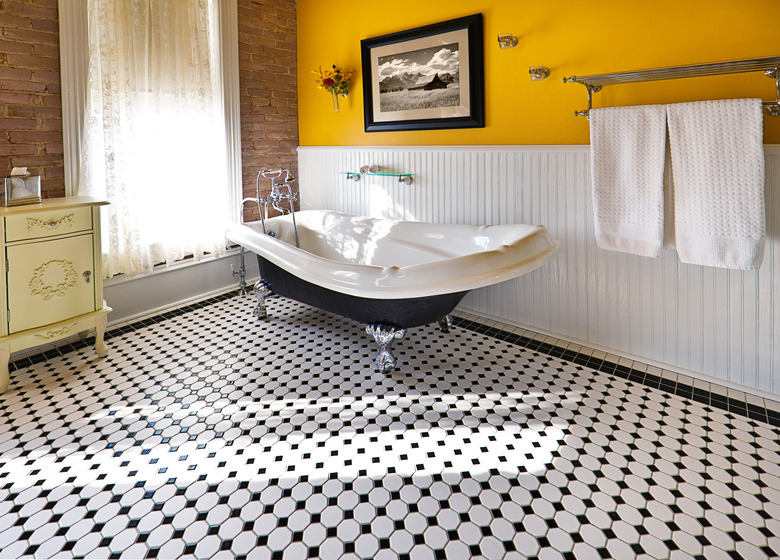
<box><xmin>313</xmin><ymin>65</ymin><xmax>352</xmax><ymax>113</ymax></box>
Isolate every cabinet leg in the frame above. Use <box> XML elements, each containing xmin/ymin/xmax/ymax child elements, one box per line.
<box><xmin>95</xmin><ymin>315</ymin><xmax>108</xmax><ymax>358</ymax></box>
<box><xmin>0</xmin><ymin>342</ymin><xmax>9</xmax><ymax>393</ymax></box>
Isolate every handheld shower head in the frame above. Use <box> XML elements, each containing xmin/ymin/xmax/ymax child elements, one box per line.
<box><xmin>259</xmin><ymin>168</ymin><xmax>295</xmax><ymax>184</ymax></box>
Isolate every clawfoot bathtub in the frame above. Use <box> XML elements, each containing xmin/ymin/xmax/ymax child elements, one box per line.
<box><xmin>227</xmin><ymin>210</ymin><xmax>558</xmax><ymax>372</ymax></box>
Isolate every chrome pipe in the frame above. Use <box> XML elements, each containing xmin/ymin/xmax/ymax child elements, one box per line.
<box><xmin>231</xmin><ymin>246</ymin><xmax>249</xmax><ymax>295</ymax></box>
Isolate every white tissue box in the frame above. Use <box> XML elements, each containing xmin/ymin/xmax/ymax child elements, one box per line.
<box><xmin>1</xmin><ymin>175</ymin><xmax>41</xmax><ymax>206</ymax></box>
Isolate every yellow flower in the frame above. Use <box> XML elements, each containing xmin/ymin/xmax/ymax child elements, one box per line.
<box><xmin>313</xmin><ymin>64</ymin><xmax>352</xmax><ymax>96</ymax></box>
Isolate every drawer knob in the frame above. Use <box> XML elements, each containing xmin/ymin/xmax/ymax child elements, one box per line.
<box><xmin>26</xmin><ymin>213</ymin><xmax>76</xmax><ymax>233</ymax></box>
<box><xmin>83</xmin><ymin>270</ymin><xmax>92</xmax><ymax>284</ymax></box>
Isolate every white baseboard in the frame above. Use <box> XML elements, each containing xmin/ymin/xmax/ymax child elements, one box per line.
<box><xmin>456</xmin><ymin>305</ymin><xmax>780</xmax><ymax>404</ymax></box>
<box><xmin>104</xmin><ymin>248</ymin><xmax>260</xmax><ymax>326</ymax></box>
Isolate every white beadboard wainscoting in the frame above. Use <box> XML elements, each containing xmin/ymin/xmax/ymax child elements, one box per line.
<box><xmin>298</xmin><ymin>145</ymin><xmax>780</xmax><ymax>397</ymax></box>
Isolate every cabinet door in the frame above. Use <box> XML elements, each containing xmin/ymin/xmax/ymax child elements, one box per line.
<box><xmin>6</xmin><ymin>233</ymin><xmax>96</xmax><ymax>334</ymax></box>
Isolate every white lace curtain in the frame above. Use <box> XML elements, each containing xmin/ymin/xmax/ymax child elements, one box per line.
<box><xmin>79</xmin><ymin>0</ymin><xmax>231</xmax><ymax>277</ymax></box>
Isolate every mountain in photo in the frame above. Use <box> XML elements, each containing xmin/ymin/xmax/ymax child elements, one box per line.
<box><xmin>379</xmin><ymin>71</ymin><xmax>459</xmax><ymax>93</ymax></box>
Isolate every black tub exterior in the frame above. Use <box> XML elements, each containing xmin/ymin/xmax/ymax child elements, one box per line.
<box><xmin>257</xmin><ymin>256</ymin><xmax>467</xmax><ymax>329</ymax></box>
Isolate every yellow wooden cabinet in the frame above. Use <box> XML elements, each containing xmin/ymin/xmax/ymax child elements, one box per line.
<box><xmin>0</xmin><ymin>197</ymin><xmax>111</xmax><ymax>392</ymax></box>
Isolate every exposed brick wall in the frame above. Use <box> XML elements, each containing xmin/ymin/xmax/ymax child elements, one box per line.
<box><xmin>0</xmin><ymin>0</ymin><xmax>64</xmax><ymax>198</ymax></box>
<box><xmin>238</xmin><ymin>0</ymin><xmax>298</xmax><ymax>221</ymax></box>
<box><xmin>0</xmin><ymin>0</ymin><xmax>299</xmax><ymax>209</ymax></box>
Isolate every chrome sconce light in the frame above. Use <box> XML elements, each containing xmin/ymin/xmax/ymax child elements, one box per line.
<box><xmin>496</xmin><ymin>33</ymin><xmax>549</xmax><ymax>80</ymax></box>
<box><xmin>497</xmin><ymin>34</ymin><xmax>518</xmax><ymax>49</ymax></box>
<box><xmin>529</xmin><ymin>66</ymin><xmax>550</xmax><ymax>81</ymax></box>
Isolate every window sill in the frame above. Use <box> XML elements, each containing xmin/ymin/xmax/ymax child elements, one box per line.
<box><xmin>104</xmin><ymin>246</ymin><xmax>242</xmax><ymax>287</ymax></box>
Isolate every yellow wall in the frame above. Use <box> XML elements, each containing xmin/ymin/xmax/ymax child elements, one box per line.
<box><xmin>297</xmin><ymin>0</ymin><xmax>780</xmax><ymax>145</ymax></box>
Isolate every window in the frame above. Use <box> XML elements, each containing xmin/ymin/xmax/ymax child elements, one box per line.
<box><xmin>59</xmin><ymin>0</ymin><xmax>242</xmax><ymax>277</ymax></box>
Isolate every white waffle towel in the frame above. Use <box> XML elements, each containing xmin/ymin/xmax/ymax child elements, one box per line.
<box><xmin>590</xmin><ymin>104</ymin><xmax>668</xmax><ymax>257</ymax></box>
<box><xmin>667</xmin><ymin>99</ymin><xmax>765</xmax><ymax>270</ymax></box>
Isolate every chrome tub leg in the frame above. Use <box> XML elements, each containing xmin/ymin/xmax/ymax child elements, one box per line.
<box><xmin>253</xmin><ymin>280</ymin><xmax>273</xmax><ymax>318</ymax></box>
<box><xmin>437</xmin><ymin>314</ymin><xmax>453</xmax><ymax>333</ymax></box>
<box><xmin>366</xmin><ymin>324</ymin><xmax>406</xmax><ymax>373</ymax></box>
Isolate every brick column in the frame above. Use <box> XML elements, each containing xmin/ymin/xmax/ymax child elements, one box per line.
<box><xmin>0</xmin><ymin>0</ymin><xmax>64</xmax><ymax>198</ymax></box>
<box><xmin>238</xmin><ymin>0</ymin><xmax>299</xmax><ymax>221</ymax></box>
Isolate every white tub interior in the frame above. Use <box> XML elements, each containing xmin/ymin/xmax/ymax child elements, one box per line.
<box><xmin>228</xmin><ymin>210</ymin><xmax>559</xmax><ymax>299</ymax></box>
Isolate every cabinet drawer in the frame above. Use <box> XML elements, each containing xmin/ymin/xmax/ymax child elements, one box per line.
<box><xmin>5</xmin><ymin>206</ymin><xmax>93</xmax><ymax>242</ymax></box>
<box><xmin>6</xmin><ymin>233</ymin><xmax>96</xmax><ymax>334</ymax></box>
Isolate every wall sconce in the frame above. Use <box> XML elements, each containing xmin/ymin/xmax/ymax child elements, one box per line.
<box><xmin>497</xmin><ymin>34</ymin><xmax>518</xmax><ymax>49</ymax></box>
<box><xmin>529</xmin><ymin>66</ymin><xmax>550</xmax><ymax>80</ymax></box>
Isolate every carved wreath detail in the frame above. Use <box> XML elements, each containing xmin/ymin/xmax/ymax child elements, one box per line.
<box><xmin>35</xmin><ymin>323</ymin><xmax>77</xmax><ymax>340</ymax></box>
<box><xmin>28</xmin><ymin>260</ymin><xmax>78</xmax><ymax>300</ymax></box>
<box><xmin>27</xmin><ymin>213</ymin><xmax>75</xmax><ymax>233</ymax></box>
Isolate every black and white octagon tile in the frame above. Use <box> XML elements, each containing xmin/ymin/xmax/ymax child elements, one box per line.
<box><xmin>0</xmin><ymin>292</ymin><xmax>778</xmax><ymax>559</ymax></box>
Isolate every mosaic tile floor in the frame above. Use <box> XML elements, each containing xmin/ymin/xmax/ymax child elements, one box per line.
<box><xmin>1</xmin><ymin>292</ymin><xmax>779</xmax><ymax>560</ymax></box>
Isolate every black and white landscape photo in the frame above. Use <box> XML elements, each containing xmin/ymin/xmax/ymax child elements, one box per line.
<box><xmin>377</xmin><ymin>43</ymin><xmax>460</xmax><ymax>112</ymax></box>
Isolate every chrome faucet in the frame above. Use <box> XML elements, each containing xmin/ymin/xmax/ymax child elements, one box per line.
<box><xmin>235</xmin><ymin>168</ymin><xmax>299</xmax><ymax>295</ymax></box>
<box><xmin>250</xmin><ymin>168</ymin><xmax>299</xmax><ymax>248</ymax></box>
<box><xmin>260</xmin><ymin>168</ymin><xmax>298</xmax><ymax>216</ymax></box>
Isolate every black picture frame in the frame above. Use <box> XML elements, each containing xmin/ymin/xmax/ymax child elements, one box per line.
<box><xmin>361</xmin><ymin>14</ymin><xmax>484</xmax><ymax>133</ymax></box>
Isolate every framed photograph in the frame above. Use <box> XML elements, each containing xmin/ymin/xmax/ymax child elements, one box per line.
<box><xmin>361</xmin><ymin>14</ymin><xmax>484</xmax><ymax>132</ymax></box>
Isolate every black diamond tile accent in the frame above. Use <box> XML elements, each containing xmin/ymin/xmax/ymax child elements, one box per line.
<box><xmin>0</xmin><ymin>292</ymin><xmax>773</xmax><ymax>560</ymax></box>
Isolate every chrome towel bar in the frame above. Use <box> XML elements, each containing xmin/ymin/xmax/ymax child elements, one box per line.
<box><xmin>564</xmin><ymin>55</ymin><xmax>780</xmax><ymax>118</ymax></box>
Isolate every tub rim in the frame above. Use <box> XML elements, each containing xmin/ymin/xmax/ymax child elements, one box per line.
<box><xmin>227</xmin><ymin>210</ymin><xmax>559</xmax><ymax>300</ymax></box>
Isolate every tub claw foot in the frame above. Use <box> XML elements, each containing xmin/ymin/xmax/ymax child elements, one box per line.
<box><xmin>366</xmin><ymin>324</ymin><xmax>405</xmax><ymax>373</ymax></box>
<box><xmin>437</xmin><ymin>315</ymin><xmax>453</xmax><ymax>333</ymax></box>
<box><xmin>253</xmin><ymin>280</ymin><xmax>273</xmax><ymax>318</ymax></box>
